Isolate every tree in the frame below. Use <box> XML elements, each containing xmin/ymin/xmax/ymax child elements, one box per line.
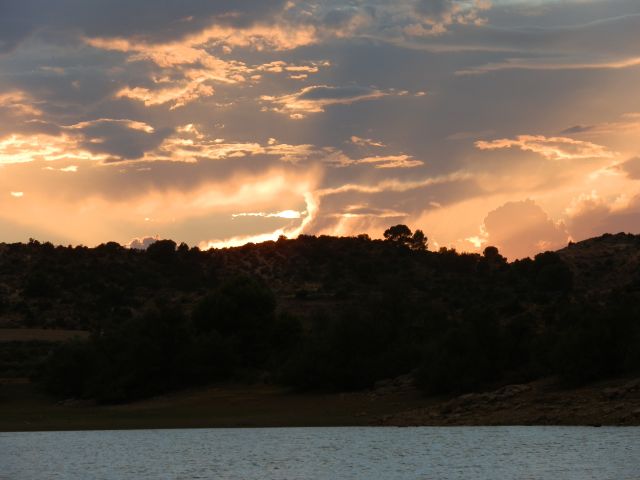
<box><xmin>384</xmin><ymin>225</ymin><xmax>427</xmax><ymax>250</ymax></box>
<box><xmin>410</xmin><ymin>229</ymin><xmax>428</xmax><ymax>251</ymax></box>
<box><xmin>483</xmin><ymin>246</ymin><xmax>506</xmax><ymax>263</ymax></box>
<box><xmin>146</xmin><ymin>239</ymin><xmax>177</xmax><ymax>262</ymax></box>
<box><xmin>383</xmin><ymin>224</ymin><xmax>412</xmax><ymax>243</ymax></box>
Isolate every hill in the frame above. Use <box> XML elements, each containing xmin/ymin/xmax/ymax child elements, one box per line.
<box><xmin>0</xmin><ymin>229</ymin><xmax>639</xmax><ymax>413</ymax></box>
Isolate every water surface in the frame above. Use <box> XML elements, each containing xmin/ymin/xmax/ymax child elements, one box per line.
<box><xmin>1</xmin><ymin>426</ymin><xmax>639</xmax><ymax>479</ymax></box>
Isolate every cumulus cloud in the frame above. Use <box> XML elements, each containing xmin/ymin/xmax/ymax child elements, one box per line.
<box><xmin>475</xmin><ymin>135</ymin><xmax>614</xmax><ymax>161</ymax></box>
<box><xmin>127</xmin><ymin>236</ymin><xmax>158</xmax><ymax>250</ymax></box>
<box><xmin>565</xmin><ymin>191</ymin><xmax>640</xmax><ymax>241</ymax></box>
<box><xmin>482</xmin><ymin>199</ymin><xmax>569</xmax><ymax>259</ymax></box>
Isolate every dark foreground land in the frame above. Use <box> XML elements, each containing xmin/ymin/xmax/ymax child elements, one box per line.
<box><xmin>1</xmin><ymin>229</ymin><xmax>640</xmax><ymax>430</ymax></box>
<box><xmin>2</xmin><ymin>375</ymin><xmax>639</xmax><ymax>432</ymax></box>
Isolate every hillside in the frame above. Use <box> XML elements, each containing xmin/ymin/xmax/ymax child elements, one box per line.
<box><xmin>1</xmin><ymin>229</ymin><xmax>639</xmax><ymax>416</ymax></box>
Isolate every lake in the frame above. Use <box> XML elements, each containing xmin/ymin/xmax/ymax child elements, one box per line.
<box><xmin>1</xmin><ymin>427</ymin><xmax>639</xmax><ymax>479</ymax></box>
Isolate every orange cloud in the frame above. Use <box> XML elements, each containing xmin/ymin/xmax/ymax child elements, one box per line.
<box><xmin>326</xmin><ymin>154</ymin><xmax>423</xmax><ymax>169</ymax></box>
<box><xmin>0</xmin><ymin>133</ymin><xmax>109</xmax><ymax>165</ymax></box>
<box><xmin>200</xmin><ymin>192</ymin><xmax>319</xmax><ymax>249</ymax></box>
<box><xmin>64</xmin><ymin>119</ymin><xmax>155</xmax><ymax>133</ymax></box>
<box><xmin>350</xmin><ymin>136</ymin><xmax>386</xmax><ymax>147</ymax></box>
<box><xmin>0</xmin><ymin>165</ymin><xmax>322</xmax><ymax>247</ymax></box>
<box><xmin>0</xmin><ymin>91</ymin><xmax>42</xmax><ymax>117</ymax></box>
<box><xmin>261</xmin><ymin>85</ymin><xmax>401</xmax><ymax>118</ymax></box>
<box><xmin>87</xmin><ymin>32</ymin><xmax>328</xmax><ymax>109</ymax></box>
<box><xmin>482</xmin><ymin>199</ymin><xmax>569</xmax><ymax>259</ymax></box>
<box><xmin>116</xmin><ymin>83</ymin><xmax>215</xmax><ymax>109</ymax></box>
<box><xmin>140</xmin><ymin>126</ymin><xmax>322</xmax><ymax>164</ymax></box>
<box><xmin>475</xmin><ymin>135</ymin><xmax>614</xmax><ymax>160</ymax></box>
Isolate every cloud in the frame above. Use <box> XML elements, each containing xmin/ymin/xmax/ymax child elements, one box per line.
<box><xmin>44</xmin><ymin>165</ymin><xmax>78</xmax><ymax>173</ymax></box>
<box><xmin>85</xmin><ymin>35</ymin><xmax>328</xmax><ymax>109</ymax></box>
<box><xmin>2</xmin><ymin>0</ymin><xmax>640</xmax><ymax>254</ymax></box>
<box><xmin>561</xmin><ymin>113</ymin><xmax>640</xmax><ymax>137</ymax></box>
<box><xmin>457</xmin><ymin>56</ymin><xmax>640</xmax><ymax>75</ymax></box>
<box><xmin>0</xmin><ymin>164</ymin><xmax>322</xmax><ymax>246</ymax></box>
<box><xmin>1</xmin><ymin>1</ymin><xmax>291</xmax><ymax>46</ymax></box>
<box><xmin>0</xmin><ymin>91</ymin><xmax>42</xmax><ymax>117</ymax></box>
<box><xmin>127</xmin><ymin>236</ymin><xmax>158</xmax><ymax>250</ymax></box>
<box><xmin>350</xmin><ymin>136</ymin><xmax>386</xmax><ymax>147</ymax></box>
<box><xmin>62</xmin><ymin>118</ymin><xmax>167</xmax><ymax>160</ymax></box>
<box><xmin>475</xmin><ymin>135</ymin><xmax>614</xmax><ymax>161</ymax></box>
<box><xmin>136</xmin><ymin>125</ymin><xmax>325</xmax><ymax>164</ymax></box>
<box><xmin>116</xmin><ymin>83</ymin><xmax>215</xmax><ymax>110</ymax></box>
<box><xmin>65</xmin><ymin>119</ymin><xmax>155</xmax><ymax>134</ymax></box>
<box><xmin>327</xmin><ymin>154</ymin><xmax>424</xmax><ymax>169</ymax></box>
<box><xmin>618</xmin><ymin>157</ymin><xmax>640</xmax><ymax>179</ymax></box>
<box><xmin>0</xmin><ymin>133</ymin><xmax>110</xmax><ymax>165</ymax></box>
<box><xmin>564</xmin><ymin>191</ymin><xmax>640</xmax><ymax>241</ymax></box>
<box><xmin>406</xmin><ymin>0</ymin><xmax>491</xmax><ymax>37</ymax></box>
<box><xmin>482</xmin><ymin>199</ymin><xmax>569</xmax><ymax>259</ymax></box>
<box><xmin>232</xmin><ymin>210</ymin><xmax>303</xmax><ymax>219</ymax></box>
<box><xmin>301</xmin><ymin>171</ymin><xmax>475</xmax><ymax>236</ymax></box>
<box><xmin>261</xmin><ymin>85</ymin><xmax>407</xmax><ymax>118</ymax></box>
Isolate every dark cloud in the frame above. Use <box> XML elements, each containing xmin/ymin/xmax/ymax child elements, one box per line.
<box><xmin>322</xmin><ymin>7</ymin><xmax>367</xmax><ymax>29</ymax></box>
<box><xmin>415</xmin><ymin>0</ymin><xmax>453</xmax><ymax>21</ymax></box>
<box><xmin>70</xmin><ymin>120</ymin><xmax>172</xmax><ymax>160</ymax></box>
<box><xmin>561</xmin><ymin>125</ymin><xmax>596</xmax><ymax>135</ymax></box>
<box><xmin>0</xmin><ymin>1</ymin><xmax>288</xmax><ymax>46</ymax></box>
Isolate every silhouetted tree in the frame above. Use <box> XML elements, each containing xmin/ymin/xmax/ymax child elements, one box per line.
<box><xmin>483</xmin><ymin>246</ymin><xmax>506</xmax><ymax>264</ymax></box>
<box><xmin>146</xmin><ymin>239</ymin><xmax>177</xmax><ymax>262</ymax></box>
<box><xmin>383</xmin><ymin>224</ymin><xmax>412</xmax><ymax>243</ymax></box>
<box><xmin>410</xmin><ymin>229</ymin><xmax>428</xmax><ymax>251</ymax></box>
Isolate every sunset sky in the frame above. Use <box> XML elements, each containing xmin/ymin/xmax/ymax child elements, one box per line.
<box><xmin>1</xmin><ymin>0</ymin><xmax>639</xmax><ymax>258</ymax></box>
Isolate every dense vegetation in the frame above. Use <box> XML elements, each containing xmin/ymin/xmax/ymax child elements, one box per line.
<box><xmin>1</xmin><ymin>228</ymin><xmax>639</xmax><ymax>403</ymax></box>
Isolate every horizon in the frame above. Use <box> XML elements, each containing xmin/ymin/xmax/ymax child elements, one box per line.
<box><xmin>1</xmin><ymin>0</ymin><xmax>639</xmax><ymax>260</ymax></box>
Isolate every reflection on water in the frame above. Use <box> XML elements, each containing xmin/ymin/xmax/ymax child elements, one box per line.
<box><xmin>1</xmin><ymin>426</ymin><xmax>639</xmax><ymax>479</ymax></box>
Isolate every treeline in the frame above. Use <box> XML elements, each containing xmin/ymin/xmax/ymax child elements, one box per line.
<box><xmin>24</xmin><ymin>228</ymin><xmax>640</xmax><ymax>403</ymax></box>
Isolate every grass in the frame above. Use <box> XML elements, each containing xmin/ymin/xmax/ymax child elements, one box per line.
<box><xmin>0</xmin><ymin>380</ymin><xmax>426</xmax><ymax>432</ymax></box>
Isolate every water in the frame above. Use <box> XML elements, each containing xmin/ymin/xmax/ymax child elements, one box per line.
<box><xmin>1</xmin><ymin>427</ymin><xmax>638</xmax><ymax>479</ymax></box>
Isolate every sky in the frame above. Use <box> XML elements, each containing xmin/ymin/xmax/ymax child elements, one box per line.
<box><xmin>0</xmin><ymin>0</ymin><xmax>639</xmax><ymax>259</ymax></box>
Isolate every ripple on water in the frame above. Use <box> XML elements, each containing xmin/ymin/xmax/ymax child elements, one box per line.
<box><xmin>1</xmin><ymin>426</ymin><xmax>639</xmax><ymax>480</ymax></box>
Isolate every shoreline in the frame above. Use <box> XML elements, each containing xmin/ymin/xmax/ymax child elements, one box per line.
<box><xmin>2</xmin><ymin>377</ymin><xmax>639</xmax><ymax>432</ymax></box>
